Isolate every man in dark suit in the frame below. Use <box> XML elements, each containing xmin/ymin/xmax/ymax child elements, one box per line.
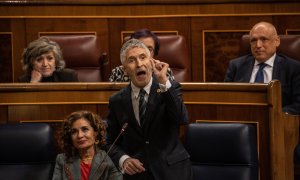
<box><xmin>106</xmin><ymin>39</ymin><xmax>192</xmax><ymax>180</ymax></box>
<box><xmin>224</xmin><ymin>21</ymin><xmax>300</xmax><ymax>115</ymax></box>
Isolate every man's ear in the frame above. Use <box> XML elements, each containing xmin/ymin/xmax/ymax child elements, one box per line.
<box><xmin>275</xmin><ymin>35</ymin><xmax>280</xmax><ymax>47</ymax></box>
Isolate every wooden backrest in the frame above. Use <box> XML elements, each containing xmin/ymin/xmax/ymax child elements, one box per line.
<box><xmin>156</xmin><ymin>35</ymin><xmax>191</xmax><ymax>82</ymax></box>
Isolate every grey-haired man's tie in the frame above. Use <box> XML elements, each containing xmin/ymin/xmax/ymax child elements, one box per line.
<box><xmin>139</xmin><ymin>89</ymin><xmax>147</xmax><ymax>126</ymax></box>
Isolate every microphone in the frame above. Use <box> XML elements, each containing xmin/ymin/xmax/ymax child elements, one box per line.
<box><xmin>91</xmin><ymin>122</ymin><xmax>128</xmax><ymax>179</ymax></box>
<box><xmin>106</xmin><ymin>122</ymin><xmax>128</xmax><ymax>155</ymax></box>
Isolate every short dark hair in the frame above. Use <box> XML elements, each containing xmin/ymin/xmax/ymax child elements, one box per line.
<box><xmin>130</xmin><ymin>28</ymin><xmax>160</xmax><ymax>56</ymax></box>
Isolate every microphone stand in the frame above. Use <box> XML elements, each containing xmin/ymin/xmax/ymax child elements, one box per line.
<box><xmin>106</xmin><ymin>122</ymin><xmax>128</xmax><ymax>155</ymax></box>
<box><xmin>90</xmin><ymin>122</ymin><xmax>128</xmax><ymax>179</ymax></box>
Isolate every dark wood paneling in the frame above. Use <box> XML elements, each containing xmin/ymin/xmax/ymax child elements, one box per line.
<box><xmin>0</xmin><ymin>33</ymin><xmax>13</xmax><ymax>82</ymax></box>
<box><xmin>287</xmin><ymin>30</ymin><xmax>300</xmax><ymax>35</ymax></box>
<box><xmin>10</xmin><ymin>19</ymin><xmax>27</xmax><ymax>82</ymax></box>
<box><xmin>0</xmin><ymin>19</ymin><xmax>11</xmax><ymax>31</ymax></box>
<box><xmin>1</xmin><ymin>3</ymin><xmax>300</xmax><ymax>16</ymax></box>
<box><xmin>0</xmin><ymin>0</ymin><xmax>297</xmax><ymax>5</ymax></box>
<box><xmin>204</xmin><ymin>31</ymin><xmax>247</xmax><ymax>82</ymax></box>
<box><xmin>0</xmin><ymin>106</ymin><xmax>8</xmax><ymax>125</ymax></box>
<box><xmin>8</xmin><ymin>105</ymin><xmax>98</xmax><ymax>122</ymax></box>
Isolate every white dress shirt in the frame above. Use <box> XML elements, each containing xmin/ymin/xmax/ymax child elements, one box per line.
<box><xmin>250</xmin><ymin>53</ymin><xmax>276</xmax><ymax>83</ymax></box>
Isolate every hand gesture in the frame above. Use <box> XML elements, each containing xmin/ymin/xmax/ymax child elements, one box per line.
<box><xmin>151</xmin><ymin>58</ymin><xmax>169</xmax><ymax>84</ymax></box>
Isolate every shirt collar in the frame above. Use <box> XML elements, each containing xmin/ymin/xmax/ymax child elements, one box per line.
<box><xmin>255</xmin><ymin>53</ymin><xmax>276</xmax><ymax>67</ymax></box>
<box><xmin>131</xmin><ymin>77</ymin><xmax>153</xmax><ymax>99</ymax></box>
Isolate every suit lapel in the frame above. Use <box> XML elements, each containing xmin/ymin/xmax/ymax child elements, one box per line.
<box><xmin>65</xmin><ymin>157</ymin><xmax>81</xmax><ymax>180</ymax></box>
<box><xmin>243</xmin><ymin>56</ymin><xmax>255</xmax><ymax>82</ymax></box>
<box><xmin>89</xmin><ymin>151</ymin><xmax>108</xmax><ymax>180</ymax></box>
<box><xmin>272</xmin><ymin>55</ymin><xmax>282</xmax><ymax>80</ymax></box>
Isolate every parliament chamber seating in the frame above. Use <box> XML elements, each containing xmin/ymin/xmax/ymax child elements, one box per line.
<box><xmin>0</xmin><ymin>80</ymin><xmax>297</xmax><ymax>179</ymax></box>
<box><xmin>155</xmin><ymin>35</ymin><xmax>191</xmax><ymax>82</ymax></box>
<box><xmin>239</xmin><ymin>34</ymin><xmax>300</xmax><ymax>179</ymax></box>
<box><xmin>0</xmin><ymin>123</ymin><xmax>57</xmax><ymax>180</ymax></box>
<box><xmin>184</xmin><ymin>122</ymin><xmax>259</xmax><ymax>180</ymax></box>
<box><xmin>46</xmin><ymin>35</ymin><xmax>109</xmax><ymax>82</ymax></box>
<box><xmin>239</xmin><ymin>34</ymin><xmax>300</xmax><ymax>61</ymax></box>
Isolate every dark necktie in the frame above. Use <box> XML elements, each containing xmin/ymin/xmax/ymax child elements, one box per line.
<box><xmin>139</xmin><ymin>89</ymin><xmax>147</xmax><ymax>126</ymax></box>
<box><xmin>254</xmin><ymin>63</ymin><xmax>267</xmax><ymax>83</ymax></box>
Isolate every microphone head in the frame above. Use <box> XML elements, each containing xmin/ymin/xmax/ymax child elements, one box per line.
<box><xmin>122</xmin><ymin>123</ymin><xmax>128</xmax><ymax>131</ymax></box>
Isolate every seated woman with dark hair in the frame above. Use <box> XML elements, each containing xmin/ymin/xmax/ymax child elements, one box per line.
<box><xmin>109</xmin><ymin>28</ymin><xmax>174</xmax><ymax>82</ymax></box>
<box><xmin>52</xmin><ymin>110</ymin><xmax>122</xmax><ymax>180</ymax></box>
<box><xmin>19</xmin><ymin>37</ymin><xmax>78</xmax><ymax>83</ymax></box>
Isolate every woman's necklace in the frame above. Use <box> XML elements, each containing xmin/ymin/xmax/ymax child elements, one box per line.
<box><xmin>81</xmin><ymin>157</ymin><xmax>93</xmax><ymax>161</ymax></box>
<box><xmin>80</xmin><ymin>149</ymin><xmax>95</xmax><ymax>162</ymax></box>
<box><xmin>80</xmin><ymin>153</ymin><xmax>94</xmax><ymax>162</ymax></box>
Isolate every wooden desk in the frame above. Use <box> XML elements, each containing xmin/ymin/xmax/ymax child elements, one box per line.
<box><xmin>0</xmin><ymin>81</ymin><xmax>298</xmax><ymax>180</ymax></box>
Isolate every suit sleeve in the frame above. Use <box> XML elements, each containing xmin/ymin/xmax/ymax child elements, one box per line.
<box><xmin>224</xmin><ymin>60</ymin><xmax>235</xmax><ymax>82</ymax></box>
<box><xmin>282</xmin><ymin>60</ymin><xmax>300</xmax><ymax>115</ymax></box>
<box><xmin>163</xmin><ymin>81</ymin><xmax>189</xmax><ymax>125</ymax></box>
<box><xmin>107</xmin><ymin>155</ymin><xmax>123</xmax><ymax>180</ymax></box>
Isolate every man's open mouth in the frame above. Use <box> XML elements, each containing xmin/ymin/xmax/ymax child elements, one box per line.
<box><xmin>136</xmin><ymin>70</ymin><xmax>146</xmax><ymax>76</ymax></box>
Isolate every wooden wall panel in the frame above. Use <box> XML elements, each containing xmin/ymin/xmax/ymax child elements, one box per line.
<box><xmin>0</xmin><ymin>0</ymin><xmax>296</xmax><ymax>5</ymax></box>
<box><xmin>0</xmin><ymin>33</ymin><xmax>13</xmax><ymax>82</ymax></box>
<box><xmin>0</xmin><ymin>19</ymin><xmax>10</xmax><ymax>31</ymax></box>
<box><xmin>273</xmin><ymin>15</ymin><xmax>300</xmax><ymax>34</ymax></box>
<box><xmin>6</xmin><ymin>104</ymin><xmax>109</xmax><ymax>123</ymax></box>
<box><xmin>8</xmin><ymin>105</ymin><xmax>93</xmax><ymax>122</ymax></box>
<box><xmin>23</xmin><ymin>18</ymin><xmax>109</xmax><ymax>50</ymax></box>
<box><xmin>204</xmin><ymin>31</ymin><xmax>248</xmax><ymax>82</ymax></box>
<box><xmin>0</xmin><ymin>106</ymin><xmax>8</xmax><ymax>125</ymax></box>
<box><xmin>1</xmin><ymin>3</ymin><xmax>300</xmax><ymax>16</ymax></box>
<box><xmin>10</xmin><ymin>19</ymin><xmax>27</xmax><ymax>81</ymax></box>
<box><xmin>287</xmin><ymin>30</ymin><xmax>300</xmax><ymax>35</ymax></box>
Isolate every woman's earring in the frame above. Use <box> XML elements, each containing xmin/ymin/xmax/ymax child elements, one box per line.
<box><xmin>95</xmin><ymin>140</ymin><xmax>99</xmax><ymax>145</ymax></box>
